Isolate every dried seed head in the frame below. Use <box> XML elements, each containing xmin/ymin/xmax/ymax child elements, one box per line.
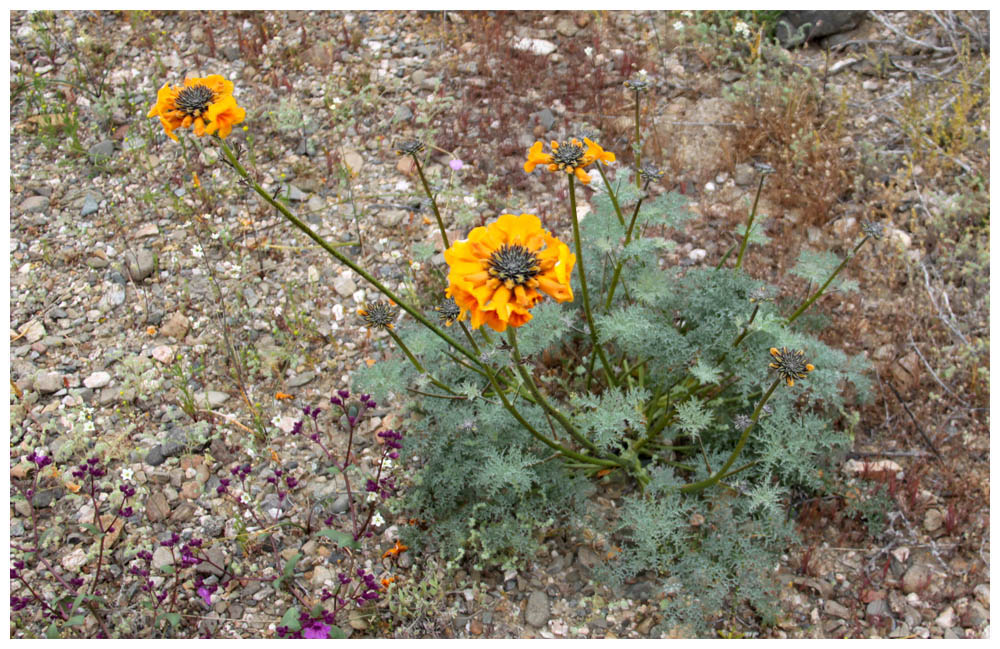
<box><xmin>434</xmin><ymin>297</ymin><xmax>462</xmax><ymax>327</ymax></box>
<box><xmin>358</xmin><ymin>301</ymin><xmax>398</xmax><ymax>330</ymax></box>
<box><xmin>768</xmin><ymin>347</ymin><xmax>815</xmax><ymax>387</ymax></box>
<box><xmin>861</xmin><ymin>221</ymin><xmax>884</xmax><ymax>240</ymax></box>
<box><xmin>395</xmin><ymin>140</ymin><xmax>425</xmax><ymax>156</ymax></box>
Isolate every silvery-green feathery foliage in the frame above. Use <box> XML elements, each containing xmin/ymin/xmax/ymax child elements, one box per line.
<box><xmin>353</xmin><ymin>156</ymin><xmax>872</xmax><ymax>632</ymax></box>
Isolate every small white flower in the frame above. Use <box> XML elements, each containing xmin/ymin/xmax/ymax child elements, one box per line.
<box><xmin>210</xmin><ymin>230</ymin><xmax>221</xmax><ymax>240</ymax></box>
<box><xmin>410</xmin><ymin>261</ymin><xmax>421</xmax><ymax>271</ymax></box>
<box><xmin>273</xmin><ymin>305</ymin><xmax>283</xmax><ymax>317</ymax></box>
<box><xmin>584</xmin><ymin>46</ymin><xmax>594</xmax><ymax>58</ymax></box>
<box><xmin>673</xmin><ymin>20</ymin><xmax>684</xmax><ymax>31</ymax></box>
<box><xmin>191</xmin><ymin>244</ymin><xmax>204</xmax><ymax>259</ymax></box>
<box><xmin>332</xmin><ymin>304</ymin><xmax>344</xmax><ymax>321</ymax></box>
<box><xmin>271</xmin><ymin>415</ymin><xmax>283</xmax><ymax>429</ymax></box>
<box><xmin>366</xmin><ymin>491</ymin><xmax>378</xmax><ymax>503</ymax></box>
<box><xmin>383</xmin><ymin>459</ymin><xmax>393</xmax><ymax>470</ymax></box>
<box><xmin>734</xmin><ymin>21</ymin><xmax>751</xmax><ymax>38</ymax></box>
<box><xmin>371</xmin><ymin>511</ymin><xmax>385</xmax><ymax>527</ymax></box>
<box><xmin>389</xmin><ymin>249</ymin><xmax>402</xmax><ymax>260</ymax></box>
<box><xmin>240</xmin><ymin>493</ymin><xmax>252</xmax><ymax>505</ymax></box>
<box><xmin>681</xmin><ymin>10</ymin><xmax>693</xmax><ymax>18</ymax></box>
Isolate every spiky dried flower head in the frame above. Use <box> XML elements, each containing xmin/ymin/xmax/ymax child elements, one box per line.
<box><xmin>434</xmin><ymin>297</ymin><xmax>462</xmax><ymax>327</ymax></box>
<box><xmin>861</xmin><ymin>221</ymin><xmax>884</xmax><ymax>240</ymax></box>
<box><xmin>768</xmin><ymin>347</ymin><xmax>815</xmax><ymax>387</ymax></box>
<box><xmin>638</xmin><ymin>163</ymin><xmax>666</xmax><ymax>183</ymax></box>
<box><xmin>358</xmin><ymin>301</ymin><xmax>398</xmax><ymax>330</ymax></box>
<box><xmin>624</xmin><ymin>78</ymin><xmax>651</xmax><ymax>92</ymax></box>
<box><xmin>524</xmin><ymin>137</ymin><xmax>615</xmax><ymax>184</ymax></box>
<box><xmin>395</xmin><ymin>140</ymin><xmax>425</xmax><ymax>156</ymax></box>
<box><xmin>753</xmin><ymin>161</ymin><xmax>775</xmax><ymax>175</ymax></box>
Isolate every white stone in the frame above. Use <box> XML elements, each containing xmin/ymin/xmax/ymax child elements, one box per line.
<box><xmin>935</xmin><ymin>606</ymin><xmax>956</xmax><ymax>628</ymax></box>
<box><xmin>333</xmin><ymin>275</ymin><xmax>356</xmax><ymax>297</ymax></box>
<box><xmin>688</xmin><ymin>248</ymin><xmax>707</xmax><ymax>262</ymax></box>
<box><xmin>151</xmin><ymin>345</ymin><xmax>174</xmax><ymax>364</ymax></box>
<box><xmin>61</xmin><ymin>547</ymin><xmax>89</xmax><ymax>571</ymax></box>
<box><xmin>513</xmin><ymin>37</ymin><xmax>557</xmax><ymax>56</ymax></box>
<box><xmin>83</xmin><ymin>371</ymin><xmax>112</xmax><ymax>389</ymax></box>
<box><xmin>888</xmin><ymin>227</ymin><xmax>912</xmax><ymax>249</ymax></box>
<box><xmin>843</xmin><ymin>459</ymin><xmax>902</xmax><ymax>476</ymax></box>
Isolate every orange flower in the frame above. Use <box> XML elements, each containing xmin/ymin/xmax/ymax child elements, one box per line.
<box><xmin>275</xmin><ymin>392</ymin><xmax>294</xmax><ymax>400</ymax></box>
<box><xmin>382</xmin><ymin>540</ymin><xmax>409</xmax><ymax>559</ymax></box>
<box><xmin>445</xmin><ymin>213</ymin><xmax>575</xmax><ymax>332</ymax></box>
<box><xmin>147</xmin><ymin>75</ymin><xmax>245</xmax><ymax>141</ymax></box>
<box><xmin>523</xmin><ymin>137</ymin><xmax>616</xmax><ymax>184</ymax></box>
<box><xmin>380</xmin><ymin>575</ymin><xmax>396</xmax><ymax>590</ymax></box>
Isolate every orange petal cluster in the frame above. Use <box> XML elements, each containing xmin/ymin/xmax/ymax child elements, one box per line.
<box><xmin>523</xmin><ymin>137</ymin><xmax>616</xmax><ymax>184</ymax></box>
<box><xmin>445</xmin><ymin>213</ymin><xmax>575</xmax><ymax>332</ymax></box>
<box><xmin>147</xmin><ymin>74</ymin><xmax>245</xmax><ymax>141</ymax></box>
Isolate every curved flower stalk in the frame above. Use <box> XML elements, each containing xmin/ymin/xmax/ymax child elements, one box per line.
<box><xmin>444</xmin><ymin>213</ymin><xmax>575</xmax><ymax>332</ymax></box>
<box><xmin>524</xmin><ymin>137</ymin><xmax>618</xmax><ymax>386</ymax></box>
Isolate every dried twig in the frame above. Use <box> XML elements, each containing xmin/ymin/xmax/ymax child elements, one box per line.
<box><xmin>908</xmin><ymin>333</ymin><xmax>969</xmax><ymax>407</ymax></box>
<box><xmin>870</xmin><ymin>11</ymin><xmax>956</xmax><ymax>54</ymax></box>
<box><xmin>872</xmin><ymin>365</ymin><xmax>893</xmax><ymax>436</ymax></box>
<box><xmin>919</xmin><ymin>262</ymin><xmax>970</xmax><ymax>345</ymax></box>
<box><xmin>886</xmin><ymin>379</ymin><xmax>942</xmax><ymax>462</ymax></box>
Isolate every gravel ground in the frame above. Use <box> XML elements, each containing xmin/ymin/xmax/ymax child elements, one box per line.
<box><xmin>9</xmin><ymin>10</ymin><xmax>989</xmax><ymax>638</ymax></box>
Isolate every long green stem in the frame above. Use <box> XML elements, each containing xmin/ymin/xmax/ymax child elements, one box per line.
<box><xmin>786</xmin><ymin>235</ymin><xmax>870</xmax><ymax>326</ymax></box>
<box><xmin>508</xmin><ymin>328</ymin><xmax>600</xmax><ymax>455</ymax></box>
<box><xmin>412</xmin><ymin>155</ymin><xmax>449</xmax><ymax>249</ymax></box>
<box><xmin>595</xmin><ymin>164</ymin><xmax>625</xmax><ymax>226</ymax></box>
<box><xmin>217</xmin><ymin>139</ymin><xmax>482</xmax><ymax>369</ymax></box>
<box><xmin>568</xmin><ymin>174</ymin><xmax>616</xmax><ymax>386</ymax></box>
<box><xmin>458</xmin><ymin>321</ymin><xmax>481</xmax><ymax>355</ymax></box>
<box><xmin>734</xmin><ymin>173</ymin><xmax>767</xmax><ymax>271</ymax></box>
<box><xmin>386</xmin><ymin>328</ymin><xmax>455</xmax><ymax>395</ymax></box>
<box><xmin>480</xmin><ymin>362</ymin><xmax>620</xmax><ymax>468</ymax></box>
<box><xmin>680</xmin><ymin>377</ymin><xmax>780</xmax><ymax>494</ymax></box>
<box><xmin>603</xmin><ymin>192</ymin><xmax>646</xmax><ymax>311</ymax></box>
<box><xmin>633</xmin><ymin>89</ymin><xmax>642</xmax><ymax>189</ymax></box>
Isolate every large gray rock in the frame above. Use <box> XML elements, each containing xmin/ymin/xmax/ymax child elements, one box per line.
<box><xmin>524</xmin><ymin>589</ymin><xmax>550</xmax><ymax>627</ymax></box>
<box><xmin>124</xmin><ymin>248</ymin><xmax>156</xmax><ymax>281</ymax></box>
<box><xmin>33</xmin><ymin>371</ymin><xmax>64</xmax><ymax>394</ymax></box>
<box><xmin>776</xmin><ymin>11</ymin><xmax>867</xmax><ymax>47</ymax></box>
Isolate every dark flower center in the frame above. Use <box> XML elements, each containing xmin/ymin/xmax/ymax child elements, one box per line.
<box><xmin>435</xmin><ymin>298</ymin><xmax>461</xmax><ymax>324</ymax></box>
<box><xmin>770</xmin><ymin>347</ymin><xmax>812</xmax><ymax>383</ymax></box>
<box><xmin>487</xmin><ymin>244</ymin><xmax>541</xmax><ymax>288</ymax></box>
<box><xmin>552</xmin><ymin>143</ymin><xmax>585</xmax><ymax>170</ymax></box>
<box><xmin>361</xmin><ymin>301</ymin><xmax>397</xmax><ymax>328</ymax></box>
<box><xmin>175</xmin><ymin>85</ymin><xmax>215</xmax><ymax>118</ymax></box>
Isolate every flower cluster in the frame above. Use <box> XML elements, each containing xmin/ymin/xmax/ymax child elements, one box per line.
<box><xmin>147</xmin><ymin>75</ymin><xmax>245</xmax><ymax>141</ymax></box>
<box><xmin>444</xmin><ymin>213</ymin><xmax>576</xmax><ymax>331</ymax></box>
<box><xmin>524</xmin><ymin>137</ymin><xmax>615</xmax><ymax>184</ymax></box>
